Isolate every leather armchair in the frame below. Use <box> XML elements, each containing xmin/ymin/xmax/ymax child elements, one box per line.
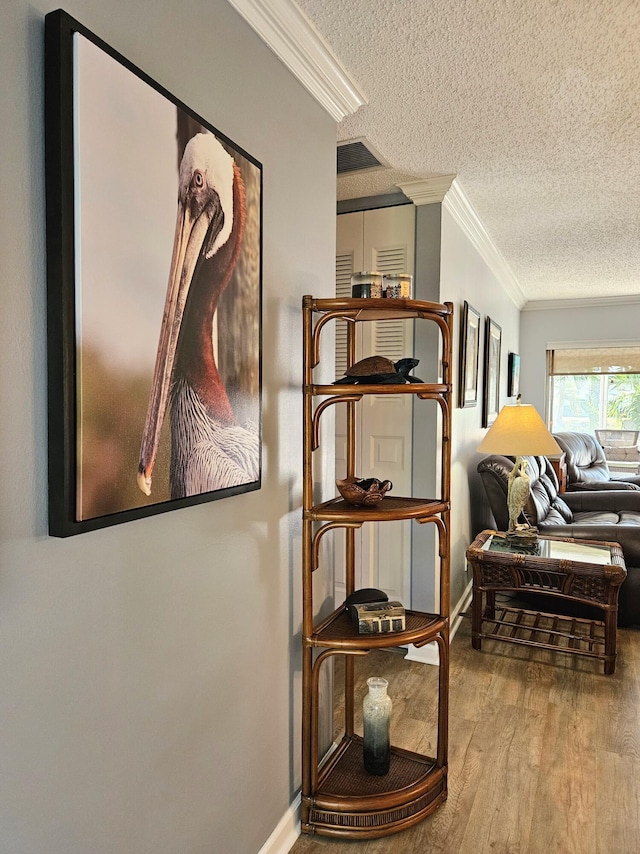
<box><xmin>477</xmin><ymin>454</ymin><xmax>640</xmax><ymax>626</ymax></box>
<box><xmin>553</xmin><ymin>431</ymin><xmax>640</xmax><ymax>491</ymax></box>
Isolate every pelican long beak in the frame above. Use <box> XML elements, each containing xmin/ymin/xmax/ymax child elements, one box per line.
<box><xmin>137</xmin><ymin>202</ymin><xmax>213</xmax><ymax>495</ymax></box>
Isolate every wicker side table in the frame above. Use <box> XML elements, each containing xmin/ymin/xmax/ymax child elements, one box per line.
<box><xmin>466</xmin><ymin>530</ymin><xmax>627</xmax><ymax>675</ymax></box>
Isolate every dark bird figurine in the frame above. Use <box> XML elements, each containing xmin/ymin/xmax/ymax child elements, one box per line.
<box><xmin>137</xmin><ymin>132</ymin><xmax>259</xmax><ymax>499</ymax></box>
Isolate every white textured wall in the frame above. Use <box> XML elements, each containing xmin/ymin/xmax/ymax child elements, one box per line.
<box><xmin>0</xmin><ymin>2</ymin><xmax>335</xmax><ymax>852</ymax></box>
<box><xmin>440</xmin><ymin>205</ymin><xmax>520</xmax><ymax>610</ymax></box>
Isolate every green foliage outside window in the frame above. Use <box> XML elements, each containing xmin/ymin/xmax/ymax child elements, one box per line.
<box><xmin>607</xmin><ymin>375</ymin><xmax>640</xmax><ymax>428</ymax></box>
<box><xmin>550</xmin><ymin>373</ymin><xmax>640</xmax><ymax>434</ymax></box>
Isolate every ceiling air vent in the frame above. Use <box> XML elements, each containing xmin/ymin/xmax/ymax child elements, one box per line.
<box><xmin>337</xmin><ymin>138</ymin><xmax>387</xmax><ymax>175</ymax></box>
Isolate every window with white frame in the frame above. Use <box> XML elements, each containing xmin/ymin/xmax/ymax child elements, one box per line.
<box><xmin>547</xmin><ymin>347</ymin><xmax>640</xmax><ymax>435</ymax></box>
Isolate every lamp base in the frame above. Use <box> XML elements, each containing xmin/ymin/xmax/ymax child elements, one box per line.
<box><xmin>506</xmin><ymin>527</ymin><xmax>540</xmax><ymax>554</ymax></box>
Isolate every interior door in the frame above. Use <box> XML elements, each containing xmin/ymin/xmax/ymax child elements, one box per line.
<box><xmin>335</xmin><ymin>205</ymin><xmax>415</xmax><ymax>604</ymax></box>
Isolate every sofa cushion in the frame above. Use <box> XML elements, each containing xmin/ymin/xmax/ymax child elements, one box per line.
<box><xmin>572</xmin><ymin>511</ymin><xmax>623</xmax><ymax>525</ymax></box>
<box><xmin>543</xmin><ymin>506</ymin><xmax>571</xmax><ymax>525</ymax></box>
<box><xmin>525</xmin><ymin>455</ymin><xmax>569</xmax><ymax>525</ymax></box>
<box><xmin>564</xmin><ymin>508</ymin><xmax>640</xmax><ymax>526</ymax></box>
<box><xmin>618</xmin><ymin>511</ymin><xmax>640</xmax><ymax>526</ymax></box>
<box><xmin>552</xmin><ymin>496</ymin><xmax>573</xmax><ymax>522</ymax></box>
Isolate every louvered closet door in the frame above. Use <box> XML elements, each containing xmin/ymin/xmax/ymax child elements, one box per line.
<box><xmin>335</xmin><ymin>205</ymin><xmax>415</xmax><ymax>605</ymax></box>
<box><xmin>334</xmin><ymin>212</ymin><xmax>364</xmax><ymax>601</ymax></box>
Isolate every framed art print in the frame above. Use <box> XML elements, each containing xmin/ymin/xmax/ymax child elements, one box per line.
<box><xmin>45</xmin><ymin>10</ymin><xmax>262</xmax><ymax>535</ymax></box>
<box><xmin>459</xmin><ymin>300</ymin><xmax>480</xmax><ymax>407</ymax></box>
<box><xmin>482</xmin><ymin>317</ymin><xmax>502</xmax><ymax>428</ymax></box>
<box><xmin>508</xmin><ymin>352</ymin><xmax>520</xmax><ymax>398</ymax></box>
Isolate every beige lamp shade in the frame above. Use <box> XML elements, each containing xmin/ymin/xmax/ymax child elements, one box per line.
<box><xmin>477</xmin><ymin>403</ymin><xmax>561</xmax><ymax>456</ymax></box>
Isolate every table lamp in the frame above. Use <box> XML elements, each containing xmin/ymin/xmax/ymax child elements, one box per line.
<box><xmin>477</xmin><ymin>397</ymin><xmax>561</xmax><ymax>548</ymax></box>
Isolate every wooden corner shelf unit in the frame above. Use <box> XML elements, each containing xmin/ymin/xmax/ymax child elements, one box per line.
<box><xmin>301</xmin><ymin>295</ymin><xmax>453</xmax><ymax>838</ymax></box>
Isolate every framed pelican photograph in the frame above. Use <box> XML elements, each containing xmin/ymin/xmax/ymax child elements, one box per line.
<box><xmin>45</xmin><ymin>10</ymin><xmax>262</xmax><ymax>536</ymax></box>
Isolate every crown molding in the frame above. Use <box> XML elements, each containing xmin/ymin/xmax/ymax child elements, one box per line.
<box><xmin>522</xmin><ymin>294</ymin><xmax>640</xmax><ymax>311</ymax></box>
<box><xmin>548</xmin><ymin>338</ymin><xmax>640</xmax><ymax>349</ymax></box>
<box><xmin>398</xmin><ymin>176</ymin><xmax>526</xmax><ymax>309</ymax></box>
<box><xmin>396</xmin><ymin>176</ymin><xmax>456</xmax><ymax>205</ymax></box>
<box><xmin>226</xmin><ymin>0</ymin><xmax>367</xmax><ymax>121</ymax></box>
<box><xmin>443</xmin><ymin>180</ymin><xmax>527</xmax><ymax>309</ymax></box>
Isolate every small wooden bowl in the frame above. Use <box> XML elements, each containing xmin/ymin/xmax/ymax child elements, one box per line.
<box><xmin>336</xmin><ymin>477</ymin><xmax>393</xmax><ymax>506</ymax></box>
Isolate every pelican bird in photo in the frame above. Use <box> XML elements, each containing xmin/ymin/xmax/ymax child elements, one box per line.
<box><xmin>137</xmin><ymin>132</ymin><xmax>259</xmax><ymax>499</ymax></box>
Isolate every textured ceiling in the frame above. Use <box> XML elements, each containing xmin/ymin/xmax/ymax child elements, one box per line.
<box><xmin>295</xmin><ymin>0</ymin><xmax>640</xmax><ymax>303</ymax></box>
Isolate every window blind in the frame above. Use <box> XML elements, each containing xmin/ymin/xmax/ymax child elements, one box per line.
<box><xmin>335</xmin><ymin>252</ymin><xmax>353</xmax><ymax>377</ymax></box>
<box><xmin>548</xmin><ymin>347</ymin><xmax>640</xmax><ymax>375</ymax></box>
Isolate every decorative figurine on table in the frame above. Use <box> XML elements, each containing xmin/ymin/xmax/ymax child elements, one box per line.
<box><xmin>506</xmin><ymin>458</ymin><xmax>539</xmax><ymax>551</ymax></box>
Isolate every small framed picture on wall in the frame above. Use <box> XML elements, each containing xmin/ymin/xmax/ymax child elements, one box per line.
<box><xmin>482</xmin><ymin>317</ymin><xmax>502</xmax><ymax>428</ymax></box>
<box><xmin>459</xmin><ymin>301</ymin><xmax>481</xmax><ymax>407</ymax></box>
<box><xmin>508</xmin><ymin>352</ymin><xmax>520</xmax><ymax>398</ymax></box>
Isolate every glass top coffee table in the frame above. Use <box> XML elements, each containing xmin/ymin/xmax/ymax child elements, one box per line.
<box><xmin>465</xmin><ymin>530</ymin><xmax>627</xmax><ymax>674</ymax></box>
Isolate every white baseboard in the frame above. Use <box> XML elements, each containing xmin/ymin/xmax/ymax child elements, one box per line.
<box><xmin>452</xmin><ymin>580</ymin><xmax>473</xmax><ymax>637</ymax></box>
<box><xmin>257</xmin><ymin>792</ymin><xmax>300</xmax><ymax>854</ymax></box>
<box><xmin>404</xmin><ymin>580</ymin><xmax>473</xmax><ymax>666</ymax></box>
<box><xmin>404</xmin><ymin>640</ymin><xmax>440</xmax><ymax>665</ymax></box>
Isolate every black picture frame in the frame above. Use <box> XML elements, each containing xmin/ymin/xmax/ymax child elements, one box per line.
<box><xmin>45</xmin><ymin>10</ymin><xmax>262</xmax><ymax>536</ymax></box>
<box><xmin>482</xmin><ymin>317</ymin><xmax>502</xmax><ymax>428</ymax></box>
<box><xmin>459</xmin><ymin>300</ymin><xmax>481</xmax><ymax>408</ymax></box>
<box><xmin>508</xmin><ymin>352</ymin><xmax>520</xmax><ymax>398</ymax></box>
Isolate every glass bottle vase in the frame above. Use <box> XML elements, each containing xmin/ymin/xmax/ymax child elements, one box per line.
<box><xmin>362</xmin><ymin>676</ymin><xmax>392</xmax><ymax>775</ymax></box>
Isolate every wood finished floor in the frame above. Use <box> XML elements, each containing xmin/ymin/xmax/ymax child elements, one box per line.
<box><xmin>289</xmin><ymin>615</ymin><xmax>640</xmax><ymax>854</ymax></box>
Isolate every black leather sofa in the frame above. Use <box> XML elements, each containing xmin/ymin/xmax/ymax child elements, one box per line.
<box><xmin>553</xmin><ymin>431</ymin><xmax>640</xmax><ymax>491</ymax></box>
<box><xmin>477</xmin><ymin>454</ymin><xmax>640</xmax><ymax>626</ymax></box>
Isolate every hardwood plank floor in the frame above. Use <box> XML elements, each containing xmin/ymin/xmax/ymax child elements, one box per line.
<box><xmin>289</xmin><ymin>615</ymin><xmax>640</xmax><ymax>854</ymax></box>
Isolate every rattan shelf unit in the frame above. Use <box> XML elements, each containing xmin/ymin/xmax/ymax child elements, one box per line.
<box><xmin>301</xmin><ymin>295</ymin><xmax>453</xmax><ymax>838</ymax></box>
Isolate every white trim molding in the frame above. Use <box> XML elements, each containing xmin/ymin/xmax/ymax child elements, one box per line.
<box><xmin>443</xmin><ymin>179</ymin><xmax>527</xmax><ymax>309</ymax></box>
<box><xmin>226</xmin><ymin>0</ymin><xmax>367</xmax><ymax>121</ymax></box>
<box><xmin>399</xmin><ymin>176</ymin><xmax>526</xmax><ymax>309</ymax></box>
<box><xmin>405</xmin><ymin>579</ymin><xmax>473</xmax><ymax>665</ymax></box>
<box><xmin>257</xmin><ymin>792</ymin><xmax>301</xmax><ymax>854</ymax></box>
<box><xmin>404</xmin><ymin>640</ymin><xmax>440</xmax><ymax>666</ymax></box>
<box><xmin>397</xmin><ymin>175</ymin><xmax>456</xmax><ymax>206</ymax></box>
<box><xmin>523</xmin><ymin>294</ymin><xmax>640</xmax><ymax>311</ymax></box>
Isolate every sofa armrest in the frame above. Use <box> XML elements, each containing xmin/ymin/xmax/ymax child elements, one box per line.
<box><xmin>563</xmin><ymin>490</ymin><xmax>640</xmax><ymax>512</ymax></box>
<box><xmin>610</xmin><ymin>473</ymin><xmax>640</xmax><ymax>487</ymax></box>
<box><xmin>566</xmin><ymin>480</ymin><xmax>640</xmax><ymax>491</ymax></box>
